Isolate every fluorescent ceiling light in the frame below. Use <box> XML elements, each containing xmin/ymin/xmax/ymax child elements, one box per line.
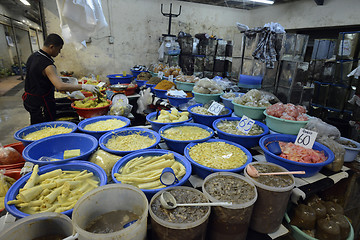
<box><xmin>20</xmin><ymin>0</ymin><xmax>31</xmax><ymax>6</ymax></box>
<box><xmin>249</xmin><ymin>0</ymin><xmax>274</xmax><ymax>4</ymax></box>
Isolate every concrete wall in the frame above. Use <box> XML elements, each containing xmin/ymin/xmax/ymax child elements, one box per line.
<box><xmin>42</xmin><ymin>0</ymin><xmax>360</xmax><ymax>79</ymax></box>
<box><xmin>43</xmin><ymin>0</ymin><xmax>248</xmax><ymax>79</ymax></box>
<box><xmin>251</xmin><ymin>0</ymin><xmax>360</xmax><ymax>29</ymax></box>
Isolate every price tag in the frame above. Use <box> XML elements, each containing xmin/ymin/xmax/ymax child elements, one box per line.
<box><xmin>207</xmin><ymin>101</ymin><xmax>224</xmax><ymax>115</ymax></box>
<box><xmin>158</xmin><ymin>71</ymin><xmax>164</xmax><ymax>79</ymax></box>
<box><xmin>122</xmin><ymin>71</ymin><xmax>127</xmax><ymax>77</ymax></box>
<box><xmin>169</xmin><ymin>75</ymin><xmax>174</xmax><ymax>82</ymax></box>
<box><xmin>236</xmin><ymin>115</ymin><xmax>255</xmax><ymax>134</ymax></box>
<box><xmin>97</xmin><ymin>82</ymin><xmax>106</xmax><ymax>88</ymax></box>
<box><xmin>294</xmin><ymin>128</ymin><xmax>318</xmax><ymax>149</ymax></box>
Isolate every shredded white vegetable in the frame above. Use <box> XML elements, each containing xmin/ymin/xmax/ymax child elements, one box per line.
<box><xmin>189</xmin><ymin>142</ymin><xmax>247</xmax><ymax>169</ymax></box>
<box><xmin>23</xmin><ymin>126</ymin><xmax>72</xmax><ymax>140</ymax></box>
<box><xmin>217</xmin><ymin>120</ymin><xmax>264</xmax><ymax>136</ymax></box>
<box><xmin>106</xmin><ymin>133</ymin><xmax>156</xmax><ymax>151</ymax></box>
<box><xmin>162</xmin><ymin>126</ymin><xmax>211</xmax><ymax>141</ymax></box>
<box><xmin>83</xmin><ymin>119</ymin><xmax>127</xmax><ymax>131</ymax></box>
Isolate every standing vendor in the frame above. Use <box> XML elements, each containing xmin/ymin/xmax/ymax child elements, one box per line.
<box><xmin>22</xmin><ymin>33</ymin><xmax>98</xmax><ymax>124</ymax></box>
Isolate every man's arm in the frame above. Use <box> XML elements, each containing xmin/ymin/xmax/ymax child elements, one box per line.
<box><xmin>44</xmin><ymin>65</ymin><xmax>82</xmax><ymax>92</ymax></box>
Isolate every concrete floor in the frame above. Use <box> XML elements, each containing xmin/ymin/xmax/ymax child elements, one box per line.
<box><xmin>0</xmin><ymin>77</ymin><xmax>29</xmax><ymax>146</ymax></box>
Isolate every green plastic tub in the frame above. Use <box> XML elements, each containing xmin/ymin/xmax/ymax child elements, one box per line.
<box><xmin>232</xmin><ymin>101</ymin><xmax>266</xmax><ymax>120</ymax></box>
<box><xmin>174</xmin><ymin>80</ymin><xmax>195</xmax><ymax>92</ymax></box>
<box><xmin>264</xmin><ymin>111</ymin><xmax>309</xmax><ymax>135</ymax></box>
<box><xmin>192</xmin><ymin>91</ymin><xmax>222</xmax><ymax>104</ymax></box>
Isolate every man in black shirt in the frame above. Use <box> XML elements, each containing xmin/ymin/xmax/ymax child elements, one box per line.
<box><xmin>23</xmin><ymin>33</ymin><xmax>98</xmax><ymax>124</ymax></box>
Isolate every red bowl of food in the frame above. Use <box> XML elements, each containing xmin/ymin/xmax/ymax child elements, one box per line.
<box><xmin>71</xmin><ymin>99</ymin><xmax>112</xmax><ymax>118</ymax></box>
<box><xmin>0</xmin><ymin>142</ymin><xmax>26</xmax><ymax>170</ymax></box>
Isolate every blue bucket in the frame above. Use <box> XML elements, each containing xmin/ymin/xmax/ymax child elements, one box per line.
<box><xmin>146</xmin><ymin>110</ymin><xmax>192</xmax><ymax>132</ymax></box>
<box><xmin>188</xmin><ymin>103</ymin><xmax>232</xmax><ymax>128</ymax></box>
<box><xmin>22</xmin><ymin>133</ymin><xmax>98</xmax><ymax>165</ymax></box>
<box><xmin>238</xmin><ymin>75</ymin><xmax>263</xmax><ymax>89</ymax></box>
<box><xmin>159</xmin><ymin>123</ymin><xmax>214</xmax><ymax>154</ymax></box>
<box><xmin>111</xmin><ymin>149</ymin><xmax>192</xmax><ymax>200</ymax></box>
<box><xmin>5</xmin><ymin>160</ymin><xmax>107</xmax><ymax>218</ymax></box>
<box><xmin>135</xmin><ymin>79</ymin><xmax>147</xmax><ymax>87</ymax></box>
<box><xmin>99</xmin><ymin>127</ymin><xmax>161</xmax><ymax>156</ymax></box>
<box><xmin>107</xmin><ymin>74</ymin><xmax>133</xmax><ymax>85</ymax></box>
<box><xmin>77</xmin><ymin>115</ymin><xmax>131</xmax><ymax>140</ymax></box>
<box><xmin>14</xmin><ymin>121</ymin><xmax>78</xmax><ymax>147</ymax></box>
<box><xmin>153</xmin><ymin>88</ymin><xmax>168</xmax><ymax>99</ymax></box>
<box><xmin>184</xmin><ymin>139</ymin><xmax>253</xmax><ymax>179</ymax></box>
<box><xmin>212</xmin><ymin>117</ymin><xmax>269</xmax><ymax>149</ymax></box>
<box><xmin>131</xmin><ymin>70</ymin><xmax>148</xmax><ymax>78</ymax></box>
<box><xmin>167</xmin><ymin>95</ymin><xmax>194</xmax><ymax>107</ymax></box>
<box><xmin>259</xmin><ymin>134</ymin><xmax>335</xmax><ymax>177</ymax></box>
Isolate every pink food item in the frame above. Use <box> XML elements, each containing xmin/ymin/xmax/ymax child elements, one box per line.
<box><xmin>280</xmin><ymin>113</ymin><xmax>295</xmax><ymax>121</ymax></box>
<box><xmin>296</xmin><ymin>105</ymin><xmax>307</xmax><ymax>114</ymax></box>
<box><xmin>266</xmin><ymin>103</ymin><xmax>285</xmax><ymax>118</ymax></box>
<box><xmin>278</xmin><ymin>141</ymin><xmax>327</xmax><ymax>164</ymax></box>
<box><xmin>296</xmin><ymin>114</ymin><xmax>309</xmax><ymax>121</ymax></box>
<box><xmin>284</xmin><ymin>103</ymin><xmax>299</xmax><ymax>118</ymax></box>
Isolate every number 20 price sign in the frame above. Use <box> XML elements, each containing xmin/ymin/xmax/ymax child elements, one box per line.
<box><xmin>236</xmin><ymin>115</ymin><xmax>255</xmax><ymax>134</ymax></box>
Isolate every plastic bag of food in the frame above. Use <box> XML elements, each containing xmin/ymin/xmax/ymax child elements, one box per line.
<box><xmin>305</xmin><ymin>118</ymin><xmax>341</xmax><ymax>139</ymax></box>
<box><xmin>110</xmin><ymin>100</ymin><xmax>133</xmax><ymax>117</ymax></box>
<box><xmin>136</xmin><ymin>88</ymin><xmax>153</xmax><ymax>114</ymax></box>
<box><xmin>193</xmin><ymin>78</ymin><xmax>223</xmax><ymax>94</ymax></box>
<box><xmin>0</xmin><ymin>144</ymin><xmax>23</xmax><ymax>165</ymax></box>
<box><xmin>316</xmin><ymin>136</ymin><xmax>345</xmax><ymax>172</ymax></box>
<box><xmin>89</xmin><ymin>149</ymin><xmax>120</xmax><ymax>179</ymax></box>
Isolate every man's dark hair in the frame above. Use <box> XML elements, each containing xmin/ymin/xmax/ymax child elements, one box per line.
<box><xmin>44</xmin><ymin>33</ymin><xmax>64</xmax><ymax>47</ymax></box>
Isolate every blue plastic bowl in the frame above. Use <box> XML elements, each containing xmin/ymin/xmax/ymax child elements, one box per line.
<box><xmin>145</xmin><ymin>83</ymin><xmax>156</xmax><ymax>93</ymax></box>
<box><xmin>131</xmin><ymin>70</ymin><xmax>148</xmax><ymax>78</ymax></box>
<box><xmin>111</xmin><ymin>149</ymin><xmax>192</xmax><ymax>200</ymax></box>
<box><xmin>77</xmin><ymin>116</ymin><xmax>131</xmax><ymax>140</ymax></box>
<box><xmin>188</xmin><ymin>104</ymin><xmax>232</xmax><ymax>128</ymax></box>
<box><xmin>220</xmin><ymin>92</ymin><xmax>244</xmax><ymax>110</ymax></box>
<box><xmin>22</xmin><ymin>133</ymin><xmax>98</xmax><ymax>165</ymax></box>
<box><xmin>259</xmin><ymin>134</ymin><xmax>335</xmax><ymax>177</ymax></box>
<box><xmin>135</xmin><ymin>79</ymin><xmax>147</xmax><ymax>87</ymax></box>
<box><xmin>99</xmin><ymin>127</ymin><xmax>161</xmax><ymax>156</ymax></box>
<box><xmin>167</xmin><ymin>94</ymin><xmax>194</xmax><ymax>107</ymax></box>
<box><xmin>14</xmin><ymin>121</ymin><xmax>78</xmax><ymax>147</ymax></box>
<box><xmin>184</xmin><ymin>139</ymin><xmax>253</xmax><ymax>179</ymax></box>
<box><xmin>159</xmin><ymin>123</ymin><xmax>214</xmax><ymax>154</ymax></box>
<box><xmin>146</xmin><ymin>110</ymin><xmax>192</xmax><ymax>132</ymax></box>
<box><xmin>153</xmin><ymin>88</ymin><xmax>168</xmax><ymax>99</ymax></box>
<box><xmin>213</xmin><ymin>117</ymin><xmax>269</xmax><ymax>149</ymax></box>
<box><xmin>5</xmin><ymin>160</ymin><xmax>107</xmax><ymax>218</ymax></box>
<box><xmin>107</xmin><ymin>74</ymin><xmax>133</xmax><ymax>85</ymax></box>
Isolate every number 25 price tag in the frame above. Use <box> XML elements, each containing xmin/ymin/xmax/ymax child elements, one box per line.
<box><xmin>295</xmin><ymin>128</ymin><xmax>318</xmax><ymax>149</ymax></box>
<box><xmin>236</xmin><ymin>115</ymin><xmax>255</xmax><ymax>134</ymax></box>
<box><xmin>207</xmin><ymin>101</ymin><xmax>224</xmax><ymax>115</ymax></box>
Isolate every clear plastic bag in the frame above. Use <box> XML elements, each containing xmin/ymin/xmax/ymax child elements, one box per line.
<box><xmin>316</xmin><ymin>136</ymin><xmax>345</xmax><ymax>172</ymax></box>
<box><xmin>137</xmin><ymin>88</ymin><xmax>153</xmax><ymax>114</ymax></box>
<box><xmin>193</xmin><ymin>78</ymin><xmax>223</xmax><ymax>94</ymax></box>
<box><xmin>0</xmin><ymin>143</ymin><xmax>23</xmax><ymax>165</ymax></box>
<box><xmin>109</xmin><ymin>100</ymin><xmax>133</xmax><ymax>117</ymax></box>
<box><xmin>89</xmin><ymin>149</ymin><xmax>120</xmax><ymax>179</ymax></box>
<box><xmin>305</xmin><ymin>118</ymin><xmax>341</xmax><ymax>139</ymax></box>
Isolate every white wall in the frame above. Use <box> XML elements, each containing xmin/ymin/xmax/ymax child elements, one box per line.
<box><xmin>43</xmin><ymin>0</ymin><xmax>249</xmax><ymax>79</ymax></box>
<box><xmin>42</xmin><ymin>0</ymin><xmax>360</xmax><ymax>78</ymax></box>
<box><xmin>251</xmin><ymin>0</ymin><xmax>360</xmax><ymax>29</ymax></box>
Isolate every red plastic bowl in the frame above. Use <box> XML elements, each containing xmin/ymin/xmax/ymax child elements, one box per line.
<box><xmin>71</xmin><ymin>99</ymin><xmax>112</xmax><ymax>118</ymax></box>
<box><xmin>0</xmin><ymin>142</ymin><xmax>25</xmax><ymax>170</ymax></box>
<box><xmin>113</xmin><ymin>84</ymin><xmax>138</xmax><ymax>96</ymax></box>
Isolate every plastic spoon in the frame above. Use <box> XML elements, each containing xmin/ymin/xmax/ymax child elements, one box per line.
<box><xmin>246</xmin><ymin>164</ymin><xmax>305</xmax><ymax>178</ymax></box>
<box><xmin>160</xmin><ymin>191</ymin><xmax>232</xmax><ymax>210</ymax></box>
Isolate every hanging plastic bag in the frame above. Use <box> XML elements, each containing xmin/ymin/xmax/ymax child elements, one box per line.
<box><xmin>137</xmin><ymin>88</ymin><xmax>153</xmax><ymax>114</ymax></box>
<box><xmin>56</xmin><ymin>0</ymin><xmax>108</xmax><ymax>50</ymax></box>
